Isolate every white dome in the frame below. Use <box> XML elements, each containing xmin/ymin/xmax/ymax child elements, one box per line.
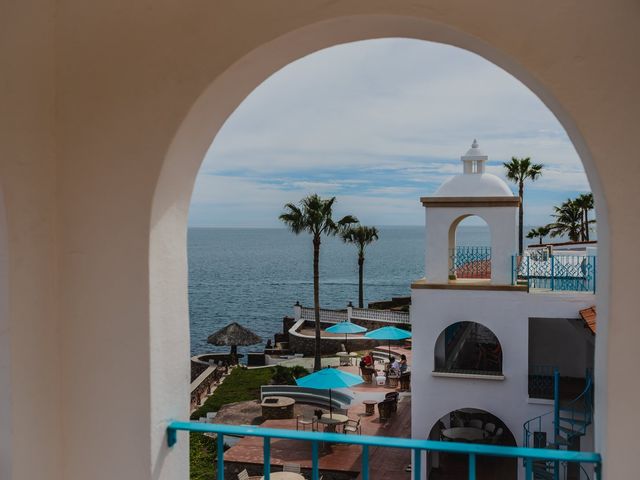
<box><xmin>434</xmin><ymin>173</ymin><xmax>514</xmax><ymax>197</ymax></box>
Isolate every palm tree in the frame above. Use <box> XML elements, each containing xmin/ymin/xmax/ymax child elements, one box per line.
<box><xmin>526</xmin><ymin>226</ymin><xmax>550</xmax><ymax>245</ymax></box>
<box><xmin>547</xmin><ymin>199</ymin><xmax>583</xmax><ymax>242</ymax></box>
<box><xmin>573</xmin><ymin>193</ymin><xmax>595</xmax><ymax>241</ymax></box>
<box><xmin>503</xmin><ymin>157</ymin><xmax>544</xmax><ymax>254</ymax></box>
<box><xmin>279</xmin><ymin>194</ymin><xmax>357</xmax><ymax>371</ymax></box>
<box><xmin>341</xmin><ymin>224</ymin><xmax>379</xmax><ymax>308</ymax></box>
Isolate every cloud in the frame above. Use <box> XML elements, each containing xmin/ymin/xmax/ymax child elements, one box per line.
<box><xmin>190</xmin><ymin>38</ymin><xmax>591</xmax><ymax>227</ymax></box>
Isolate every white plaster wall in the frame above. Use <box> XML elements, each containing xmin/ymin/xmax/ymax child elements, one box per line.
<box><xmin>0</xmin><ymin>1</ymin><xmax>61</xmax><ymax>479</ymax></box>
<box><xmin>425</xmin><ymin>206</ymin><xmax>517</xmax><ymax>284</ymax></box>
<box><xmin>410</xmin><ymin>288</ymin><xmax>595</xmax><ymax>451</ymax></box>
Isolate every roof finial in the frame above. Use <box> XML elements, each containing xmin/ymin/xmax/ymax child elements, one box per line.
<box><xmin>472</xmin><ymin>139</ymin><xmax>479</xmax><ymax>148</ymax></box>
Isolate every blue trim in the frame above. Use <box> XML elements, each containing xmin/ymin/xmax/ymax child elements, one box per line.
<box><xmin>167</xmin><ymin>421</ymin><xmax>601</xmax><ymax>477</ymax></box>
<box><xmin>216</xmin><ymin>433</ymin><xmax>224</xmax><ymax>480</ymax></box>
<box><xmin>263</xmin><ymin>437</ymin><xmax>271</xmax><ymax>480</ymax></box>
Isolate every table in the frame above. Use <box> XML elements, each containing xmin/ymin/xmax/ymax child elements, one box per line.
<box><xmin>260</xmin><ymin>472</ymin><xmax>305</xmax><ymax>480</ymax></box>
<box><xmin>363</xmin><ymin>400</ymin><xmax>377</xmax><ymax>416</ymax></box>
<box><xmin>441</xmin><ymin>427</ymin><xmax>487</xmax><ymax>442</ymax></box>
<box><xmin>319</xmin><ymin>413</ymin><xmax>349</xmax><ymax>432</ymax></box>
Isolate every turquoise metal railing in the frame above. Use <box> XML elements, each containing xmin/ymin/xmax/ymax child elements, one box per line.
<box><xmin>450</xmin><ymin>246</ymin><xmax>491</xmax><ymax>279</ymax></box>
<box><xmin>167</xmin><ymin>421</ymin><xmax>601</xmax><ymax>480</ymax></box>
<box><xmin>512</xmin><ymin>255</ymin><xmax>596</xmax><ymax>293</ymax></box>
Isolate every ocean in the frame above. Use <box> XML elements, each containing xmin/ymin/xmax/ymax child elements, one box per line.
<box><xmin>188</xmin><ymin>225</ymin><xmax>491</xmax><ymax>356</ymax></box>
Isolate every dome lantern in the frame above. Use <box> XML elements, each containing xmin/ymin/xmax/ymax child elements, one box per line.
<box><xmin>461</xmin><ymin>139</ymin><xmax>488</xmax><ymax>174</ymax></box>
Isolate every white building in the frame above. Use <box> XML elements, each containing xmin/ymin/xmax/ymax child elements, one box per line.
<box><xmin>411</xmin><ymin>142</ymin><xmax>596</xmax><ymax>479</ymax></box>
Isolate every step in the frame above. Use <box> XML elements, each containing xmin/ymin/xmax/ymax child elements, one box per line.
<box><xmin>548</xmin><ymin>437</ymin><xmax>571</xmax><ymax>447</ymax></box>
<box><xmin>558</xmin><ymin>425</ymin><xmax>585</xmax><ymax>437</ymax></box>
<box><xmin>558</xmin><ymin>416</ymin><xmax>589</xmax><ymax>426</ymax></box>
<box><xmin>532</xmin><ymin>466</ymin><xmax>554</xmax><ymax>480</ymax></box>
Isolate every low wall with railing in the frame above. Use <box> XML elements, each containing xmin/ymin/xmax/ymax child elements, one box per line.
<box><xmin>296</xmin><ymin>304</ymin><xmax>410</xmax><ymax>326</ymax></box>
<box><xmin>512</xmin><ymin>254</ymin><xmax>597</xmax><ymax>294</ymax></box>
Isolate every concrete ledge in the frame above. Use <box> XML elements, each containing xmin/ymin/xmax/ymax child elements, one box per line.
<box><xmin>411</xmin><ymin>278</ymin><xmax>528</xmax><ymax>291</ymax></box>
<box><xmin>432</xmin><ymin>371</ymin><xmax>505</xmax><ymax>381</ymax></box>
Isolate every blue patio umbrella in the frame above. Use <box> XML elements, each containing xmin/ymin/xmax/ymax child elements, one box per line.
<box><xmin>364</xmin><ymin>326</ymin><xmax>412</xmax><ymax>360</ymax></box>
<box><xmin>296</xmin><ymin>367</ymin><xmax>363</xmax><ymax>418</ymax></box>
<box><xmin>325</xmin><ymin>321</ymin><xmax>367</xmax><ymax>353</ymax></box>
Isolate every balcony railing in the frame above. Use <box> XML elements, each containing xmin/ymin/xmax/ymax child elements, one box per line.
<box><xmin>299</xmin><ymin>307</ymin><xmax>347</xmax><ymax>323</ymax></box>
<box><xmin>449</xmin><ymin>246</ymin><xmax>491</xmax><ymax>279</ymax></box>
<box><xmin>351</xmin><ymin>307</ymin><xmax>410</xmax><ymax>324</ymax></box>
<box><xmin>167</xmin><ymin>421</ymin><xmax>601</xmax><ymax>480</ymax></box>
<box><xmin>512</xmin><ymin>255</ymin><xmax>596</xmax><ymax>294</ymax></box>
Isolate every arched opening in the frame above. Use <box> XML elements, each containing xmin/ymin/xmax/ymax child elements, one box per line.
<box><xmin>434</xmin><ymin>322</ymin><xmax>502</xmax><ymax>376</ymax></box>
<box><xmin>149</xmin><ymin>14</ymin><xmax>610</xmax><ymax>478</ymax></box>
<box><xmin>447</xmin><ymin>215</ymin><xmax>491</xmax><ymax>281</ymax></box>
<box><xmin>427</xmin><ymin>408</ymin><xmax>517</xmax><ymax>479</ymax></box>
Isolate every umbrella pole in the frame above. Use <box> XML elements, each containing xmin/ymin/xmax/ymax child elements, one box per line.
<box><xmin>389</xmin><ymin>340</ymin><xmax>392</xmax><ymax>361</ymax></box>
<box><xmin>345</xmin><ymin>333</ymin><xmax>348</xmax><ymax>354</ymax></box>
<box><xmin>330</xmin><ymin>388</ymin><xmax>333</xmax><ymax>419</ymax></box>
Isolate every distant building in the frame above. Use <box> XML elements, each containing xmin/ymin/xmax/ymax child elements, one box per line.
<box><xmin>411</xmin><ymin>141</ymin><xmax>596</xmax><ymax>479</ymax></box>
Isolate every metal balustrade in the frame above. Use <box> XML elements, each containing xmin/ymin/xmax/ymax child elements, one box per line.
<box><xmin>351</xmin><ymin>307</ymin><xmax>410</xmax><ymax>324</ymax></box>
<box><xmin>300</xmin><ymin>307</ymin><xmax>347</xmax><ymax>322</ymax></box>
<box><xmin>167</xmin><ymin>421</ymin><xmax>601</xmax><ymax>480</ymax></box>
<box><xmin>299</xmin><ymin>306</ymin><xmax>410</xmax><ymax>325</ymax></box>
<box><xmin>512</xmin><ymin>255</ymin><xmax>596</xmax><ymax>294</ymax></box>
<box><xmin>449</xmin><ymin>246</ymin><xmax>492</xmax><ymax>279</ymax></box>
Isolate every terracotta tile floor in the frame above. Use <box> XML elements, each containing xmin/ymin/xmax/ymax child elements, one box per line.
<box><xmin>224</xmin><ymin>396</ymin><xmax>412</xmax><ymax>479</ymax></box>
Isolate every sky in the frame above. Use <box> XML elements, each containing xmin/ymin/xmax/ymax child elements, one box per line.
<box><xmin>189</xmin><ymin>38</ymin><xmax>591</xmax><ymax>228</ymax></box>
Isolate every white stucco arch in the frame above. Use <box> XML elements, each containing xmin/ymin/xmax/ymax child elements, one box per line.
<box><xmin>149</xmin><ymin>14</ymin><xmax>611</xmax><ymax>479</ymax></box>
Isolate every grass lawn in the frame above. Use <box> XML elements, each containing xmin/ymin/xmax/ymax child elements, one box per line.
<box><xmin>190</xmin><ymin>432</ymin><xmax>217</xmax><ymax>480</ymax></box>
<box><xmin>191</xmin><ymin>367</ymin><xmax>276</xmax><ymax>420</ymax></box>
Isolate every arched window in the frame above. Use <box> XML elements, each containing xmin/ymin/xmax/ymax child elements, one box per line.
<box><xmin>448</xmin><ymin>215</ymin><xmax>491</xmax><ymax>280</ymax></box>
<box><xmin>434</xmin><ymin>321</ymin><xmax>502</xmax><ymax>375</ymax></box>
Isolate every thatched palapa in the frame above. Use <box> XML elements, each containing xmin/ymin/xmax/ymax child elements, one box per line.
<box><xmin>207</xmin><ymin>322</ymin><xmax>261</xmax><ymax>365</ymax></box>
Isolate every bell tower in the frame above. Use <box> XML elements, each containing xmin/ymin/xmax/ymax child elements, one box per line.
<box><xmin>420</xmin><ymin>140</ymin><xmax>519</xmax><ymax>285</ymax></box>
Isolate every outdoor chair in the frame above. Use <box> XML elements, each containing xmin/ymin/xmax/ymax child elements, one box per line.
<box><xmin>296</xmin><ymin>414</ymin><xmax>317</xmax><ymax>432</ymax></box>
<box><xmin>399</xmin><ymin>371</ymin><xmax>411</xmax><ymax>391</ymax></box>
<box><xmin>361</xmin><ymin>367</ymin><xmax>375</xmax><ymax>383</ymax></box>
<box><xmin>237</xmin><ymin>469</ymin><xmax>261</xmax><ymax>480</ymax></box>
<box><xmin>489</xmin><ymin>427</ymin><xmax>504</xmax><ymax>444</ymax></box>
<box><xmin>283</xmin><ymin>463</ymin><xmax>301</xmax><ymax>473</ymax></box>
<box><xmin>343</xmin><ymin>417</ymin><xmax>362</xmax><ymax>435</ymax></box>
<box><xmin>452</xmin><ymin>417</ymin><xmax>465</xmax><ymax>427</ymax></box>
<box><xmin>484</xmin><ymin>422</ymin><xmax>496</xmax><ymax>434</ymax></box>
<box><xmin>468</xmin><ymin>419</ymin><xmax>483</xmax><ymax>429</ymax></box>
<box><xmin>378</xmin><ymin>399</ymin><xmax>394</xmax><ymax>421</ymax></box>
<box><xmin>385</xmin><ymin>392</ymin><xmax>399</xmax><ymax>413</ymax></box>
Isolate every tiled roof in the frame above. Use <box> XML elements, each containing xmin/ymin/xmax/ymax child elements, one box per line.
<box><xmin>579</xmin><ymin>306</ymin><xmax>596</xmax><ymax>334</ymax></box>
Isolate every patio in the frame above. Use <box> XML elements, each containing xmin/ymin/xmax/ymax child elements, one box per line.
<box><xmin>223</xmin><ymin>389</ymin><xmax>412</xmax><ymax>479</ymax></box>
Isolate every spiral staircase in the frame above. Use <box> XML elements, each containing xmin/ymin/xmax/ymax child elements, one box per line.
<box><xmin>523</xmin><ymin>369</ymin><xmax>594</xmax><ymax>480</ymax></box>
